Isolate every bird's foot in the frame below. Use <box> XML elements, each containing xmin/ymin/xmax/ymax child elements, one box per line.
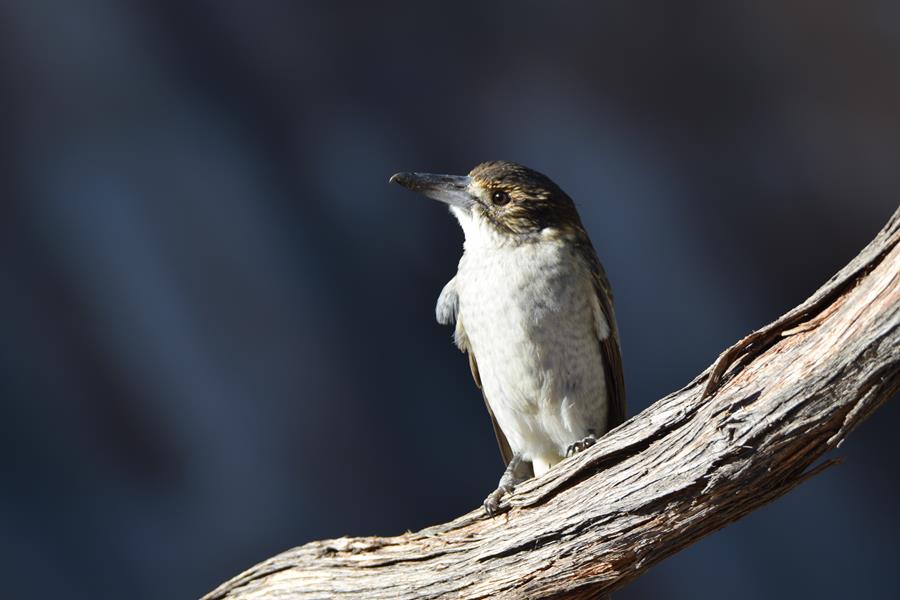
<box><xmin>566</xmin><ymin>432</ymin><xmax>598</xmax><ymax>457</ymax></box>
<box><xmin>483</xmin><ymin>484</ymin><xmax>514</xmax><ymax>517</ymax></box>
<box><xmin>483</xmin><ymin>453</ymin><xmax>532</xmax><ymax>517</ymax></box>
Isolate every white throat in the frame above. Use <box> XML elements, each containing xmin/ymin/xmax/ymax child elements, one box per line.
<box><xmin>451</xmin><ymin>206</ymin><xmax>510</xmax><ymax>251</ymax></box>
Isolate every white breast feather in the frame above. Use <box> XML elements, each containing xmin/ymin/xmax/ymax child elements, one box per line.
<box><xmin>450</xmin><ymin>208</ymin><xmax>609</xmax><ymax>473</ymax></box>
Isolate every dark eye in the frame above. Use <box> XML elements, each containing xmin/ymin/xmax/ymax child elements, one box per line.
<box><xmin>491</xmin><ymin>190</ymin><xmax>511</xmax><ymax>206</ymax></box>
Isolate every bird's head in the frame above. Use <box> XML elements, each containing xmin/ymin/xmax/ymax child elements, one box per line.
<box><xmin>390</xmin><ymin>161</ymin><xmax>585</xmax><ymax>245</ymax></box>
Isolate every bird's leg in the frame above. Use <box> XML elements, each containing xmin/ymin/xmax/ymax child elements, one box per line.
<box><xmin>566</xmin><ymin>429</ymin><xmax>598</xmax><ymax>457</ymax></box>
<box><xmin>483</xmin><ymin>454</ymin><xmax>533</xmax><ymax>517</ymax></box>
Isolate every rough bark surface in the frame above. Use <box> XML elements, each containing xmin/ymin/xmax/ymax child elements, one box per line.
<box><xmin>204</xmin><ymin>209</ymin><xmax>900</xmax><ymax>600</ymax></box>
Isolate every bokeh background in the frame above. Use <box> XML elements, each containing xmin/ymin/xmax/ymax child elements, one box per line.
<box><xmin>2</xmin><ymin>2</ymin><xmax>898</xmax><ymax>599</ymax></box>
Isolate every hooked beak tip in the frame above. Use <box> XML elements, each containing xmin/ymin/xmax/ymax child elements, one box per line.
<box><xmin>389</xmin><ymin>172</ymin><xmax>409</xmax><ymax>187</ymax></box>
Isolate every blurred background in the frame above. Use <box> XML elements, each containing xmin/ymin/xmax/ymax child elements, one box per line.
<box><xmin>1</xmin><ymin>1</ymin><xmax>898</xmax><ymax>599</ymax></box>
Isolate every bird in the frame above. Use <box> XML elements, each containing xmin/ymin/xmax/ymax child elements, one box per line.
<box><xmin>390</xmin><ymin>161</ymin><xmax>625</xmax><ymax>516</ymax></box>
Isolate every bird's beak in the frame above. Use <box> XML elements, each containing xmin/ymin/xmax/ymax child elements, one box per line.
<box><xmin>389</xmin><ymin>172</ymin><xmax>476</xmax><ymax>212</ymax></box>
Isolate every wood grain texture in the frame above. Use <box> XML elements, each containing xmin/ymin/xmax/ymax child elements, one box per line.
<box><xmin>204</xmin><ymin>208</ymin><xmax>900</xmax><ymax>600</ymax></box>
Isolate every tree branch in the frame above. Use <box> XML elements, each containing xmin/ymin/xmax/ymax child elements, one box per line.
<box><xmin>204</xmin><ymin>208</ymin><xmax>900</xmax><ymax>600</ymax></box>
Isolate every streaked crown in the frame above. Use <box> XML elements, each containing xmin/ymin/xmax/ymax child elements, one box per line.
<box><xmin>468</xmin><ymin>161</ymin><xmax>584</xmax><ymax>236</ymax></box>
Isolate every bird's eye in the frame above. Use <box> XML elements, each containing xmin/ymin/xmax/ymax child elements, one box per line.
<box><xmin>491</xmin><ymin>190</ymin><xmax>511</xmax><ymax>206</ymax></box>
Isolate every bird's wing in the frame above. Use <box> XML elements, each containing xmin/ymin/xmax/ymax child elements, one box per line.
<box><xmin>467</xmin><ymin>348</ymin><xmax>514</xmax><ymax>466</ymax></box>
<box><xmin>438</xmin><ymin>280</ymin><xmax>514</xmax><ymax>466</ymax></box>
<box><xmin>454</xmin><ymin>315</ymin><xmax>514</xmax><ymax>466</ymax></box>
<box><xmin>584</xmin><ymin>245</ymin><xmax>627</xmax><ymax>429</ymax></box>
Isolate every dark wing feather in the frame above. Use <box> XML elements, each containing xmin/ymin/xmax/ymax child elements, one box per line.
<box><xmin>452</xmin><ymin>310</ymin><xmax>514</xmax><ymax>466</ymax></box>
<box><xmin>583</xmin><ymin>245</ymin><xmax>627</xmax><ymax>429</ymax></box>
<box><xmin>467</xmin><ymin>350</ymin><xmax>514</xmax><ymax>466</ymax></box>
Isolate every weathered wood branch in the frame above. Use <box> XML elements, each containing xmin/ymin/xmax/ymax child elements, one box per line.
<box><xmin>205</xmin><ymin>208</ymin><xmax>900</xmax><ymax>600</ymax></box>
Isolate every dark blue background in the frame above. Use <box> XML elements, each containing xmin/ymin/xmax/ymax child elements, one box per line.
<box><xmin>1</xmin><ymin>2</ymin><xmax>897</xmax><ymax>599</ymax></box>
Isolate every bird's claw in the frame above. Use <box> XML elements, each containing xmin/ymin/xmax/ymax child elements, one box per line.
<box><xmin>566</xmin><ymin>433</ymin><xmax>598</xmax><ymax>457</ymax></box>
<box><xmin>483</xmin><ymin>484</ymin><xmax>514</xmax><ymax>517</ymax></box>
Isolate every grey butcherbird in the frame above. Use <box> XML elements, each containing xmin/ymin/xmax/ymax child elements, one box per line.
<box><xmin>390</xmin><ymin>161</ymin><xmax>625</xmax><ymax>516</ymax></box>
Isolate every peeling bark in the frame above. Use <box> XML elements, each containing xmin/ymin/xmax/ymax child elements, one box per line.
<box><xmin>204</xmin><ymin>208</ymin><xmax>900</xmax><ymax>600</ymax></box>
